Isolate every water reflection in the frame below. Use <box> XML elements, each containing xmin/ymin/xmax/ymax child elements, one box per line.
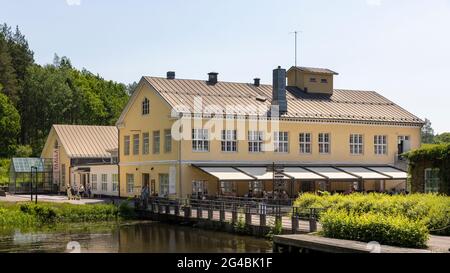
<box><xmin>0</xmin><ymin>222</ymin><xmax>272</xmax><ymax>253</ymax></box>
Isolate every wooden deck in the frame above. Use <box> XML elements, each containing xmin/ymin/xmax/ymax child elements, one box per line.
<box><xmin>273</xmin><ymin>234</ymin><xmax>450</xmax><ymax>253</ymax></box>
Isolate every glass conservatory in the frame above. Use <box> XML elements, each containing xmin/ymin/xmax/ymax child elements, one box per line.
<box><xmin>9</xmin><ymin>158</ymin><xmax>55</xmax><ymax>194</ymax></box>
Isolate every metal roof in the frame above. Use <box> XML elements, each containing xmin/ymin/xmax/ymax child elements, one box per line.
<box><xmin>143</xmin><ymin>77</ymin><xmax>423</xmax><ymax>125</ymax></box>
<box><xmin>290</xmin><ymin>66</ymin><xmax>339</xmax><ymax>75</ymax></box>
<box><xmin>53</xmin><ymin>125</ymin><xmax>118</xmax><ymax>158</ymax></box>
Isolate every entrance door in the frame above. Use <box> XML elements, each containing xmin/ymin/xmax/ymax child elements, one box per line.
<box><xmin>142</xmin><ymin>173</ymin><xmax>150</xmax><ymax>187</ymax></box>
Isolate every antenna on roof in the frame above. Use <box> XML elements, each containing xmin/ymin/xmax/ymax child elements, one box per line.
<box><xmin>289</xmin><ymin>30</ymin><xmax>302</xmax><ymax>67</ymax></box>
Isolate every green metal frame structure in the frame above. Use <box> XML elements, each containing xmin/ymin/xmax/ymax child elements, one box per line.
<box><xmin>9</xmin><ymin>158</ymin><xmax>56</xmax><ymax>194</ymax></box>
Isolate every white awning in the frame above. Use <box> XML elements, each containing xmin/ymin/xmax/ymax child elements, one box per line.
<box><xmin>283</xmin><ymin>167</ymin><xmax>326</xmax><ymax>180</ymax></box>
<box><xmin>367</xmin><ymin>167</ymin><xmax>408</xmax><ymax>179</ymax></box>
<box><xmin>305</xmin><ymin>167</ymin><xmax>358</xmax><ymax>180</ymax></box>
<box><xmin>339</xmin><ymin>167</ymin><xmax>390</xmax><ymax>180</ymax></box>
<box><xmin>237</xmin><ymin>167</ymin><xmax>290</xmax><ymax>180</ymax></box>
<box><xmin>198</xmin><ymin>167</ymin><xmax>254</xmax><ymax>181</ymax></box>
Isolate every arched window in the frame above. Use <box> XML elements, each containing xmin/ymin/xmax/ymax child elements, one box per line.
<box><xmin>142</xmin><ymin>98</ymin><xmax>150</xmax><ymax>115</ymax></box>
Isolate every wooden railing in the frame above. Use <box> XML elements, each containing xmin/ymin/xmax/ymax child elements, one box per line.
<box><xmin>135</xmin><ymin>196</ymin><xmax>322</xmax><ymax>233</ymax></box>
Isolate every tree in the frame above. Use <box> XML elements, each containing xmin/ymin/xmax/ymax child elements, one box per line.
<box><xmin>0</xmin><ymin>32</ymin><xmax>19</xmax><ymax>104</ymax></box>
<box><xmin>434</xmin><ymin>133</ymin><xmax>450</xmax><ymax>144</ymax></box>
<box><xmin>126</xmin><ymin>81</ymin><xmax>139</xmax><ymax>95</ymax></box>
<box><xmin>421</xmin><ymin>118</ymin><xmax>435</xmax><ymax>144</ymax></box>
<box><xmin>0</xmin><ymin>89</ymin><xmax>20</xmax><ymax>157</ymax></box>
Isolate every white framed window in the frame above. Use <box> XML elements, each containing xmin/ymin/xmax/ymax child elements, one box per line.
<box><xmin>398</xmin><ymin>135</ymin><xmax>410</xmax><ymax>142</ymax></box>
<box><xmin>91</xmin><ymin>174</ymin><xmax>97</xmax><ymax>191</ymax></box>
<box><xmin>221</xmin><ymin>130</ymin><xmax>237</xmax><ymax>152</ymax></box>
<box><xmin>112</xmin><ymin>174</ymin><xmax>118</xmax><ymax>192</ymax></box>
<box><xmin>133</xmin><ymin>134</ymin><xmax>139</xmax><ymax>155</ymax></box>
<box><xmin>192</xmin><ymin>129</ymin><xmax>209</xmax><ymax>152</ymax></box>
<box><xmin>153</xmin><ymin>131</ymin><xmax>160</xmax><ymax>154</ymax></box>
<box><xmin>142</xmin><ymin>98</ymin><xmax>150</xmax><ymax>115</ymax></box>
<box><xmin>124</xmin><ymin>136</ymin><xmax>130</xmax><ymax>156</ymax></box>
<box><xmin>142</xmin><ymin>132</ymin><xmax>149</xmax><ymax>155</ymax></box>
<box><xmin>248</xmin><ymin>131</ymin><xmax>263</xmax><ymax>153</ymax></box>
<box><xmin>350</xmin><ymin>134</ymin><xmax>364</xmax><ymax>155</ymax></box>
<box><xmin>192</xmin><ymin>180</ymin><xmax>207</xmax><ymax>197</ymax></box>
<box><xmin>424</xmin><ymin>168</ymin><xmax>440</xmax><ymax>193</ymax></box>
<box><xmin>164</xmin><ymin>129</ymin><xmax>172</xmax><ymax>153</ymax></box>
<box><xmin>159</xmin><ymin>174</ymin><xmax>169</xmax><ymax>196</ymax></box>
<box><xmin>126</xmin><ymin>174</ymin><xmax>134</xmax><ymax>194</ymax></box>
<box><xmin>374</xmin><ymin>135</ymin><xmax>387</xmax><ymax>155</ymax></box>
<box><xmin>299</xmin><ymin>133</ymin><xmax>312</xmax><ymax>154</ymax></box>
<box><xmin>398</xmin><ymin>135</ymin><xmax>411</xmax><ymax>153</ymax></box>
<box><xmin>274</xmin><ymin>132</ymin><xmax>289</xmax><ymax>153</ymax></box>
<box><xmin>101</xmin><ymin>174</ymin><xmax>108</xmax><ymax>192</ymax></box>
<box><xmin>220</xmin><ymin>181</ymin><xmax>235</xmax><ymax>194</ymax></box>
<box><xmin>318</xmin><ymin>133</ymin><xmax>330</xmax><ymax>154</ymax></box>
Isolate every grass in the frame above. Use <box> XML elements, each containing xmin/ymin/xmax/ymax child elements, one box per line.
<box><xmin>0</xmin><ymin>201</ymin><xmax>136</xmax><ymax>234</ymax></box>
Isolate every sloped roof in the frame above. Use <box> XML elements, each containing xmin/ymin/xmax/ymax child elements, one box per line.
<box><xmin>290</xmin><ymin>66</ymin><xmax>339</xmax><ymax>75</ymax></box>
<box><xmin>140</xmin><ymin>77</ymin><xmax>423</xmax><ymax>125</ymax></box>
<box><xmin>52</xmin><ymin>125</ymin><xmax>118</xmax><ymax>158</ymax></box>
<box><xmin>11</xmin><ymin>158</ymin><xmax>45</xmax><ymax>172</ymax></box>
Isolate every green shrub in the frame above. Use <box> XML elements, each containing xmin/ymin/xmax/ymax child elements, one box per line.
<box><xmin>294</xmin><ymin>193</ymin><xmax>450</xmax><ymax>236</ymax></box>
<box><xmin>321</xmin><ymin>210</ymin><xmax>429</xmax><ymax>248</ymax></box>
<box><xmin>118</xmin><ymin>201</ymin><xmax>136</xmax><ymax>219</ymax></box>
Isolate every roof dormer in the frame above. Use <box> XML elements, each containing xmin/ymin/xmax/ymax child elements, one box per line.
<box><xmin>287</xmin><ymin>66</ymin><xmax>338</xmax><ymax>95</ymax></box>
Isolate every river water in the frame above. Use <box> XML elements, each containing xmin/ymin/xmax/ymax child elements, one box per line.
<box><xmin>0</xmin><ymin>221</ymin><xmax>273</xmax><ymax>253</ymax></box>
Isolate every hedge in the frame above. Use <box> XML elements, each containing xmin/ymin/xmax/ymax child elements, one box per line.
<box><xmin>294</xmin><ymin>193</ymin><xmax>450</xmax><ymax>236</ymax></box>
<box><xmin>320</xmin><ymin>210</ymin><xmax>429</xmax><ymax>248</ymax></box>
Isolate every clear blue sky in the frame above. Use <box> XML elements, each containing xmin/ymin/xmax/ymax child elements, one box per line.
<box><xmin>1</xmin><ymin>0</ymin><xmax>449</xmax><ymax>133</ymax></box>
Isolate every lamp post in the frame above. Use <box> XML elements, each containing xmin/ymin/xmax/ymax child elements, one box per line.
<box><xmin>31</xmin><ymin>166</ymin><xmax>38</xmax><ymax>204</ymax></box>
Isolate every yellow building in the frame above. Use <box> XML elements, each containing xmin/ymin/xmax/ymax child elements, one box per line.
<box><xmin>116</xmin><ymin>67</ymin><xmax>423</xmax><ymax>199</ymax></box>
<box><xmin>41</xmin><ymin>125</ymin><xmax>118</xmax><ymax>196</ymax></box>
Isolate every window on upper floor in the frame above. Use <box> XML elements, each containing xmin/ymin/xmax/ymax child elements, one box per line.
<box><xmin>321</xmin><ymin>79</ymin><xmax>328</xmax><ymax>83</ymax></box>
<box><xmin>274</xmin><ymin>132</ymin><xmax>289</xmax><ymax>153</ymax></box>
<box><xmin>374</xmin><ymin>135</ymin><xmax>388</xmax><ymax>155</ymax></box>
<box><xmin>142</xmin><ymin>98</ymin><xmax>150</xmax><ymax>115</ymax></box>
<box><xmin>133</xmin><ymin>134</ymin><xmax>140</xmax><ymax>155</ymax></box>
<box><xmin>124</xmin><ymin>136</ymin><xmax>130</xmax><ymax>156</ymax></box>
<box><xmin>309</xmin><ymin>78</ymin><xmax>317</xmax><ymax>83</ymax></box>
<box><xmin>192</xmin><ymin>129</ymin><xmax>209</xmax><ymax>152</ymax></box>
<box><xmin>164</xmin><ymin>129</ymin><xmax>172</xmax><ymax>153</ymax></box>
<box><xmin>318</xmin><ymin>133</ymin><xmax>330</xmax><ymax>154</ymax></box>
<box><xmin>221</xmin><ymin>130</ymin><xmax>237</xmax><ymax>152</ymax></box>
<box><xmin>248</xmin><ymin>131</ymin><xmax>263</xmax><ymax>153</ymax></box>
<box><xmin>299</xmin><ymin>133</ymin><xmax>312</xmax><ymax>154</ymax></box>
<box><xmin>153</xmin><ymin>131</ymin><xmax>160</xmax><ymax>154</ymax></box>
<box><xmin>350</xmin><ymin>134</ymin><xmax>364</xmax><ymax>155</ymax></box>
<box><xmin>143</xmin><ymin>132</ymin><xmax>149</xmax><ymax>155</ymax></box>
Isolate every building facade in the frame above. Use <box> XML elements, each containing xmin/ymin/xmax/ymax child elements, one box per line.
<box><xmin>41</xmin><ymin>125</ymin><xmax>119</xmax><ymax>196</ymax></box>
<box><xmin>116</xmin><ymin>66</ymin><xmax>423</xmax><ymax>199</ymax></box>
